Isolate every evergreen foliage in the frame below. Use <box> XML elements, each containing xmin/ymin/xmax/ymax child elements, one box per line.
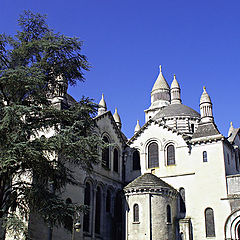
<box><xmin>0</xmin><ymin>10</ymin><xmax>100</xmax><ymax>238</ymax></box>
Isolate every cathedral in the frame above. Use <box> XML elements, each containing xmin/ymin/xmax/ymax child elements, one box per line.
<box><xmin>27</xmin><ymin>66</ymin><xmax>240</xmax><ymax>240</ymax></box>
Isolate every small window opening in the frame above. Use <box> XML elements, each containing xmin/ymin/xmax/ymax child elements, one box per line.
<box><xmin>133</xmin><ymin>150</ymin><xmax>141</xmax><ymax>170</ymax></box>
<box><xmin>106</xmin><ymin>190</ymin><xmax>111</xmax><ymax>213</ymax></box>
<box><xmin>203</xmin><ymin>151</ymin><xmax>207</xmax><ymax>162</ymax></box>
<box><xmin>205</xmin><ymin>208</ymin><xmax>215</xmax><ymax>237</ymax></box>
<box><xmin>102</xmin><ymin>136</ymin><xmax>110</xmax><ymax>169</ymax></box>
<box><xmin>113</xmin><ymin>148</ymin><xmax>119</xmax><ymax>172</ymax></box>
<box><xmin>66</xmin><ymin>198</ymin><xmax>72</xmax><ymax>204</ymax></box>
<box><xmin>133</xmin><ymin>204</ymin><xmax>139</xmax><ymax>222</ymax></box>
<box><xmin>167</xmin><ymin>205</ymin><xmax>171</xmax><ymax>223</ymax></box>
<box><xmin>167</xmin><ymin>144</ymin><xmax>175</xmax><ymax>165</ymax></box>
<box><xmin>191</xmin><ymin>124</ymin><xmax>194</xmax><ymax>133</ymax></box>
<box><xmin>179</xmin><ymin>188</ymin><xmax>186</xmax><ymax>213</ymax></box>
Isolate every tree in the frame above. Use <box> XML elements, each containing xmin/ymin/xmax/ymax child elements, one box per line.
<box><xmin>0</xmin><ymin>10</ymin><xmax>100</xmax><ymax>239</ymax></box>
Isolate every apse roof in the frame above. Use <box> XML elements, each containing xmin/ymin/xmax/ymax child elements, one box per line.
<box><xmin>124</xmin><ymin>173</ymin><xmax>175</xmax><ymax>190</ymax></box>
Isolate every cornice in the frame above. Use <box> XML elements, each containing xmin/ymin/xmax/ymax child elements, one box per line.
<box><xmin>124</xmin><ymin>187</ymin><xmax>178</xmax><ymax>198</ymax></box>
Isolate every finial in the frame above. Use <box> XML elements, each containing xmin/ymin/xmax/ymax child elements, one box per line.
<box><xmin>115</xmin><ymin>108</ymin><xmax>118</xmax><ymax>112</ymax></box>
<box><xmin>102</xmin><ymin>93</ymin><xmax>104</xmax><ymax>98</ymax></box>
<box><xmin>174</xmin><ymin>74</ymin><xmax>176</xmax><ymax>79</ymax></box>
<box><xmin>134</xmin><ymin>120</ymin><xmax>141</xmax><ymax>133</ymax></box>
<box><xmin>228</xmin><ymin>121</ymin><xmax>234</xmax><ymax>137</ymax></box>
<box><xmin>159</xmin><ymin>65</ymin><xmax>162</xmax><ymax>73</ymax></box>
<box><xmin>203</xmin><ymin>86</ymin><xmax>206</xmax><ymax>91</ymax></box>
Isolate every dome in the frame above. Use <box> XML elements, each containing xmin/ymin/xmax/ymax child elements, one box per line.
<box><xmin>153</xmin><ymin>104</ymin><xmax>200</xmax><ymax>119</ymax></box>
<box><xmin>124</xmin><ymin>173</ymin><xmax>175</xmax><ymax>190</ymax></box>
<box><xmin>200</xmin><ymin>87</ymin><xmax>211</xmax><ymax>104</ymax></box>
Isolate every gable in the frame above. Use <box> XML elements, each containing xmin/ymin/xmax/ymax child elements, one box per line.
<box><xmin>233</xmin><ymin>131</ymin><xmax>240</xmax><ymax>147</ymax></box>
<box><xmin>95</xmin><ymin>111</ymin><xmax>126</xmax><ymax>146</ymax></box>
<box><xmin>128</xmin><ymin>120</ymin><xmax>188</xmax><ymax>150</ymax></box>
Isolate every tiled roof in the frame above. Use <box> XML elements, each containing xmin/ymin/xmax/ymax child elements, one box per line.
<box><xmin>192</xmin><ymin>122</ymin><xmax>220</xmax><ymax>139</ymax></box>
<box><xmin>124</xmin><ymin>173</ymin><xmax>175</xmax><ymax>190</ymax></box>
<box><xmin>153</xmin><ymin>104</ymin><xmax>200</xmax><ymax>119</ymax></box>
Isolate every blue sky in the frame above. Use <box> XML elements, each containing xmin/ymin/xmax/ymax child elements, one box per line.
<box><xmin>1</xmin><ymin>0</ymin><xmax>240</xmax><ymax>138</ymax></box>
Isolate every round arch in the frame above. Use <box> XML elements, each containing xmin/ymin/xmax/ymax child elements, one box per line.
<box><xmin>225</xmin><ymin>208</ymin><xmax>240</xmax><ymax>239</ymax></box>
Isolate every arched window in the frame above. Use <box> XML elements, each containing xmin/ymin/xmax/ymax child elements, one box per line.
<box><xmin>113</xmin><ymin>191</ymin><xmax>123</xmax><ymax>239</ymax></box>
<box><xmin>167</xmin><ymin>205</ymin><xmax>171</xmax><ymax>223</ymax></box>
<box><xmin>113</xmin><ymin>148</ymin><xmax>119</xmax><ymax>173</ymax></box>
<box><xmin>95</xmin><ymin>187</ymin><xmax>101</xmax><ymax>234</ymax></box>
<box><xmin>133</xmin><ymin>204</ymin><xmax>139</xmax><ymax>222</ymax></box>
<box><xmin>102</xmin><ymin>136</ymin><xmax>110</xmax><ymax>169</ymax></box>
<box><xmin>167</xmin><ymin>144</ymin><xmax>175</xmax><ymax>165</ymax></box>
<box><xmin>106</xmin><ymin>190</ymin><xmax>111</xmax><ymax>213</ymax></box>
<box><xmin>191</xmin><ymin>124</ymin><xmax>195</xmax><ymax>133</ymax></box>
<box><xmin>179</xmin><ymin>188</ymin><xmax>186</xmax><ymax>213</ymax></box>
<box><xmin>83</xmin><ymin>182</ymin><xmax>91</xmax><ymax>232</ymax></box>
<box><xmin>237</xmin><ymin>224</ymin><xmax>240</xmax><ymax>239</ymax></box>
<box><xmin>65</xmin><ymin>198</ymin><xmax>73</xmax><ymax>230</ymax></box>
<box><xmin>133</xmin><ymin>150</ymin><xmax>141</xmax><ymax>170</ymax></box>
<box><xmin>235</xmin><ymin>151</ymin><xmax>239</xmax><ymax>171</ymax></box>
<box><xmin>205</xmin><ymin>208</ymin><xmax>215</xmax><ymax>237</ymax></box>
<box><xmin>148</xmin><ymin>142</ymin><xmax>159</xmax><ymax>168</ymax></box>
<box><xmin>65</xmin><ymin>197</ymin><xmax>72</xmax><ymax>204</ymax></box>
<box><xmin>203</xmin><ymin>151</ymin><xmax>208</xmax><ymax>162</ymax></box>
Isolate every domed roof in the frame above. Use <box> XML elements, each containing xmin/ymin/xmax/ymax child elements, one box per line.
<box><xmin>152</xmin><ymin>65</ymin><xmax>170</xmax><ymax>92</ymax></box>
<box><xmin>200</xmin><ymin>87</ymin><xmax>211</xmax><ymax>104</ymax></box>
<box><xmin>124</xmin><ymin>173</ymin><xmax>175</xmax><ymax>190</ymax></box>
<box><xmin>170</xmin><ymin>75</ymin><xmax>180</xmax><ymax>89</ymax></box>
<box><xmin>153</xmin><ymin>104</ymin><xmax>200</xmax><ymax>119</ymax></box>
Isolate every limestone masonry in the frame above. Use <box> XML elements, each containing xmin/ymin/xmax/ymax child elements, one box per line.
<box><xmin>24</xmin><ymin>66</ymin><xmax>240</xmax><ymax>239</ymax></box>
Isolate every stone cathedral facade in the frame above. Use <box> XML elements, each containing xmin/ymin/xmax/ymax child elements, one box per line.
<box><xmin>27</xmin><ymin>66</ymin><xmax>240</xmax><ymax>240</ymax></box>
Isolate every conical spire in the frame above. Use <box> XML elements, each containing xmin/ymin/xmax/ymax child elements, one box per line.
<box><xmin>228</xmin><ymin>122</ymin><xmax>234</xmax><ymax>137</ymax></box>
<box><xmin>170</xmin><ymin>74</ymin><xmax>181</xmax><ymax>104</ymax></box>
<box><xmin>152</xmin><ymin>65</ymin><xmax>170</xmax><ymax>92</ymax></box>
<box><xmin>134</xmin><ymin>120</ymin><xmax>141</xmax><ymax>134</ymax></box>
<box><xmin>98</xmin><ymin>93</ymin><xmax>107</xmax><ymax>116</ymax></box>
<box><xmin>199</xmin><ymin>87</ymin><xmax>213</xmax><ymax>123</ymax></box>
<box><xmin>113</xmin><ymin>108</ymin><xmax>122</xmax><ymax>129</ymax></box>
<box><xmin>150</xmin><ymin>65</ymin><xmax>170</xmax><ymax>106</ymax></box>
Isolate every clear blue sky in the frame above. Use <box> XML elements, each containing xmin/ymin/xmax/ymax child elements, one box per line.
<box><xmin>1</xmin><ymin>0</ymin><xmax>240</xmax><ymax>138</ymax></box>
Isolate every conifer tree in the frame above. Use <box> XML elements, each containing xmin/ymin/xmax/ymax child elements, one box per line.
<box><xmin>0</xmin><ymin>10</ymin><xmax>100</xmax><ymax>238</ymax></box>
